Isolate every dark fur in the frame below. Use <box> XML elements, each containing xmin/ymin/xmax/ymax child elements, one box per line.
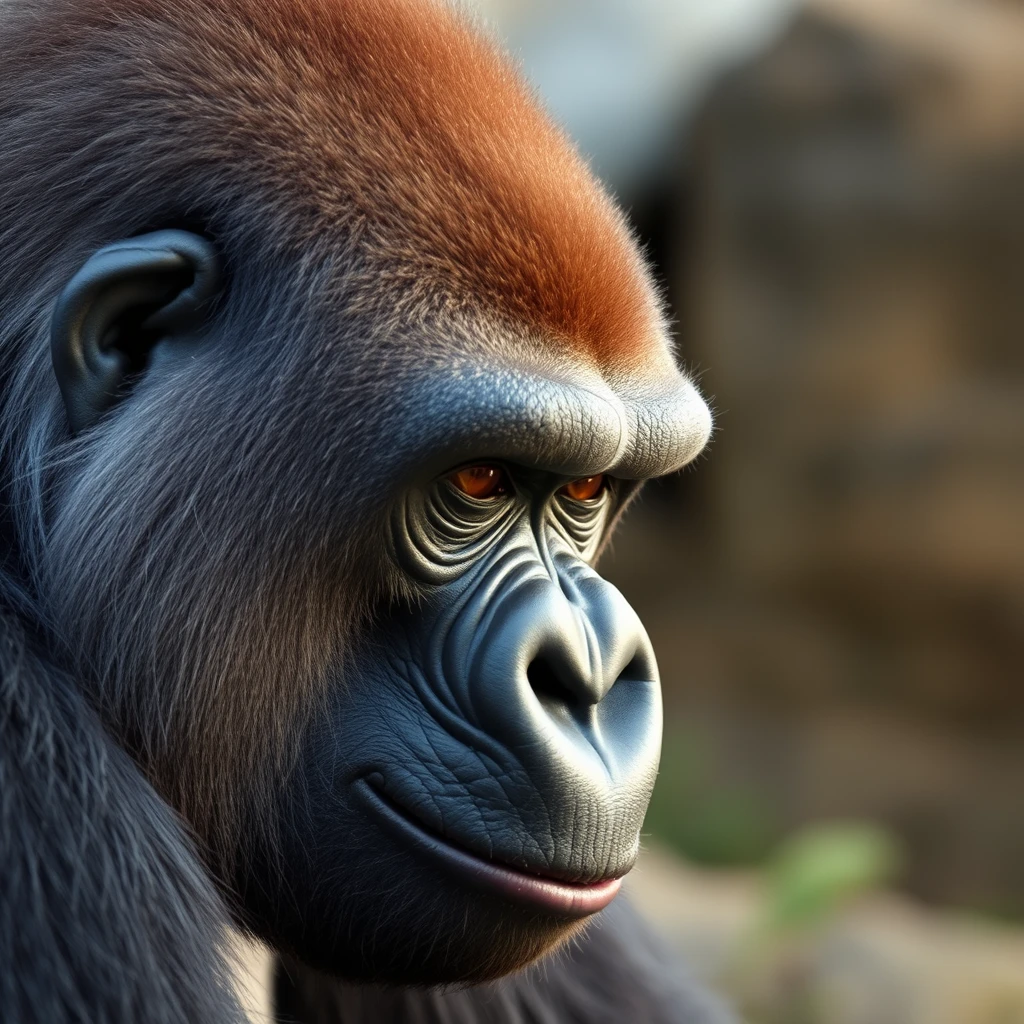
<box><xmin>274</xmin><ymin>898</ymin><xmax>733</xmax><ymax>1024</ymax></box>
<box><xmin>0</xmin><ymin>610</ymin><xmax>246</xmax><ymax>1023</ymax></box>
<box><xmin>0</xmin><ymin>0</ymin><xmax>729</xmax><ymax>1020</ymax></box>
<box><xmin>0</xmin><ymin>0</ymin><xmax>673</xmax><ymax>853</ymax></box>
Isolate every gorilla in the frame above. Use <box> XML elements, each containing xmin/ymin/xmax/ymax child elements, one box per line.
<box><xmin>0</xmin><ymin>0</ymin><xmax>726</xmax><ymax>1021</ymax></box>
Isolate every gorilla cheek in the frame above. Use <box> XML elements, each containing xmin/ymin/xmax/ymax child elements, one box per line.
<box><xmin>235</xmin><ymin>668</ymin><xmax>582</xmax><ymax>985</ymax></box>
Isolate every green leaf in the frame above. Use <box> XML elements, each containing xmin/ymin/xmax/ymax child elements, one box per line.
<box><xmin>759</xmin><ymin>822</ymin><xmax>901</xmax><ymax>936</ymax></box>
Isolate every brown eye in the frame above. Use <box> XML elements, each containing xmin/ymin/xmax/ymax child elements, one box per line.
<box><xmin>449</xmin><ymin>464</ymin><xmax>510</xmax><ymax>500</ymax></box>
<box><xmin>561</xmin><ymin>475</ymin><xmax>607</xmax><ymax>502</ymax></box>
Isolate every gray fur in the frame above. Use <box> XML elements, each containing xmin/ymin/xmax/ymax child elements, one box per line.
<box><xmin>0</xmin><ymin>612</ymin><xmax>247</xmax><ymax>1023</ymax></box>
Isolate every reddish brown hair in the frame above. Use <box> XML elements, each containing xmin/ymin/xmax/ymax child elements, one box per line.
<box><xmin>11</xmin><ymin>0</ymin><xmax>665</xmax><ymax>369</ymax></box>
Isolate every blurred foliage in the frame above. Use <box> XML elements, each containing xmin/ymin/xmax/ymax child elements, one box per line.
<box><xmin>646</xmin><ymin>735</ymin><xmax>907</xmax><ymax>1022</ymax></box>
<box><xmin>757</xmin><ymin>822</ymin><xmax>903</xmax><ymax>936</ymax></box>
<box><xmin>734</xmin><ymin>822</ymin><xmax>904</xmax><ymax>1024</ymax></box>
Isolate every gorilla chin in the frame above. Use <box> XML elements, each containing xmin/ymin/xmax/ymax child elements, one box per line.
<box><xmin>241</xmin><ymin>773</ymin><xmax>623</xmax><ymax>986</ymax></box>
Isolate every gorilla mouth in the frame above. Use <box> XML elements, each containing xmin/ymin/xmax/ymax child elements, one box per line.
<box><xmin>357</xmin><ymin>777</ymin><xmax>623</xmax><ymax>919</ymax></box>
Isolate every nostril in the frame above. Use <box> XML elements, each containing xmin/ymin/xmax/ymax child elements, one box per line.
<box><xmin>527</xmin><ymin>657</ymin><xmax>583</xmax><ymax>709</ymax></box>
<box><xmin>617</xmin><ymin>653</ymin><xmax>650</xmax><ymax>684</ymax></box>
<box><xmin>527</xmin><ymin>648</ymin><xmax>650</xmax><ymax>710</ymax></box>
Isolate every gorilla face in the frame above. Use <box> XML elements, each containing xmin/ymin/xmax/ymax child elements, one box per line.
<box><xmin>242</xmin><ymin>461</ymin><xmax>664</xmax><ymax>984</ymax></box>
<box><xmin>43</xmin><ymin>230</ymin><xmax>711</xmax><ymax>987</ymax></box>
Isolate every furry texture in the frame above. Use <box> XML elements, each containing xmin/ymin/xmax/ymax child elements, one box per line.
<box><xmin>0</xmin><ymin>610</ymin><xmax>247</xmax><ymax>1023</ymax></box>
<box><xmin>0</xmin><ymin>0</ymin><xmax>676</xmax><ymax>854</ymax></box>
<box><xmin>274</xmin><ymin>897</ymin><xmax>734</xmax><ymax>1024</ymax></box>
<box><xmin>4</xmin><ymin>0</ymin><xmax>667</xmax><ymax>369</ymax></box>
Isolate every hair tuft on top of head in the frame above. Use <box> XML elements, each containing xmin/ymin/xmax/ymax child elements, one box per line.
<box><xmin>2</xmin><ymin>0</ymin><xmax>668</xmax><ymax>371</ymax></box>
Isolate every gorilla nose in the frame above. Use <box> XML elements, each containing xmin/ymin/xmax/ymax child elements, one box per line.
<box><xmin>525</xmin><ymin>574</ymin><xmax>657</xmax><ymax>710</ymax></box>
<box><xmin>453</xmin><ymin>566</ymin><xmax>663</xmax><ymax>792</ymax></box>
<box><xmin>505</xmin><ymin>569</ymin><xmax>663</xmax><ymax>720</ymax></box>
<box><xmin>446</xmin><ymin>564</ymin><xmax>664</xmax><ymax>876</ymax></box>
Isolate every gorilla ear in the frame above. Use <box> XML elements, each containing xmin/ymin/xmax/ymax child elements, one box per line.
<box><xmin>51</xmin><ymin>229</ymin><xmax>222</xmax><ymax>433</ymax></box>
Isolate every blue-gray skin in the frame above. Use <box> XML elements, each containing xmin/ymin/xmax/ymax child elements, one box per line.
<box><xmin>51</xmin><ymin>231</ymin><xmax>716</xmax><ymax>991</ymax></box>
<box><xmin>242</xmin><ymin>464</ymin><xmax>663</xmax><ymax>982</ymax></box>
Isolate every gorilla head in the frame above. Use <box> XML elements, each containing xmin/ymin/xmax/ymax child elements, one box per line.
<box><xmin>1</xmin><ymin>0</ymin><xmax>710</xmax><ymax>988</ymax></box>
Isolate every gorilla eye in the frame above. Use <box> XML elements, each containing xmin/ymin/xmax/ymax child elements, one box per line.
<box><xmin>560</xmin><ymin>475</ymin><xmax>607</xmax><ymax>502</ymax></box>
<box><xmin>449</xmin><ymin>464</ymin><xmax>511</xmax><ymax>500</ymax></box>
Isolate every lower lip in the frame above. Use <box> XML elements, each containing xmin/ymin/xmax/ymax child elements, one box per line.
<box><xmin>356</xmin><ymin>779</ymin><xmax>624</xmax><ymax>919</ymax></box>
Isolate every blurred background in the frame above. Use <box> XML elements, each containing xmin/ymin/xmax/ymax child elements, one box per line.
<box><xmin>473</xmin><ymin>1</ymin><xmax>1024</xmax><ymax>1021</ymax></box>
